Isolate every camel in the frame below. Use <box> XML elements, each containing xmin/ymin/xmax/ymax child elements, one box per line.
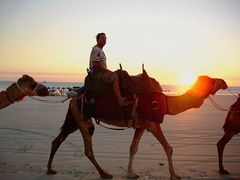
<box><xmin>46</xmin><ymin>74</ymin><xmax>227</xmax><ymax>180</ymax></box>
<box><xmin>217</xmin><ymin>95</ymin><xmax>240</xmax><ymax>175</ymax></box>
<box><xmin>0</xmin><ymin>75</ymin><xmax>49</xmax><ymax>110</ymax></box>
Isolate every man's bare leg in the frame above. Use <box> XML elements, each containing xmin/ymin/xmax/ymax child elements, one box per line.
<box><xmin>111</xmin><ymin>73</ymin><xmax>133</xmax><ymax>107</ymax></box>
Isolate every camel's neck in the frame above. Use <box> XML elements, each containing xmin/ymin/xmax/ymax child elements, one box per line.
<box><xmin>165</xmin><ymin>92</ymin><xmax>205</xmax><ymax>115</ymax></box>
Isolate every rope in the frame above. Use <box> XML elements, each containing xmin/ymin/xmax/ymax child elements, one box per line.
<box><xmin>227</xmin><ymin>88</ymin><xmax>239</xmax><ymax>97</ymax></box>
<box><xmin>16</xmin><ymin>82</ymin><xmax>26</xmax><ymax>95</ymax></box>
<box><xmin>208</xmin><ymin>96</ymin><xmax>229</xmax><ymax>111</ymax></box>
<box><xmin>29</xmin><ymin>96</ymin><xmax>70</xmax><ymax>103</ymax></box>
<box><xmin>208</xmin><ymin>95</ymin><xmax>240</xmax><ymax>113</ymax></box>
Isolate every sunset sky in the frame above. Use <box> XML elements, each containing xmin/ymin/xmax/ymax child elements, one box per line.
<box><xmin>0</xmin><ymin>0</ymin><xmax>240</xmax><ymax>86</ymax></box>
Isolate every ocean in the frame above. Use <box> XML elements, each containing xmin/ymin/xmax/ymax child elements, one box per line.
<box><xmin>0</xmin><ymin>80</ymin><xmax>239</xmax><ymax>96</ymax></box>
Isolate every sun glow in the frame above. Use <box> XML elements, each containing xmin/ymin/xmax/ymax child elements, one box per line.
<box><xmin>178</xmin><ymin>74</ymin><xmax>196</xmax><ymax>92</ymax></box>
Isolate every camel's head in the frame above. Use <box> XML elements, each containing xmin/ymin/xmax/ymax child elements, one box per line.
<box><xmin>17</xmin><ymin>75</ymin><xmax>49</xmax><ymax>96</ymax></box>
<box><xmin>189</xmin><ymin>76</ymin><xmax>228</xmax><ymax>98</ymax></box>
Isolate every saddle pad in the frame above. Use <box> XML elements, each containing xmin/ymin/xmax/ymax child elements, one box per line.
<box><xmin>137</xmin><ymin>93</ymin><xmax>166</xmax><ymax>123</ymax></box>
<box><xmin>88</xmin><ymin>90</ymin><xmax>134</xmax><ymax>121</ymax></box>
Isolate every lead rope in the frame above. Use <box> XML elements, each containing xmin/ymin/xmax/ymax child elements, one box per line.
<box><xmin>16</xmin><ymin>81</ymin><xmax>71</xmax><ymax>103</ymax></box>
<box><xmin>227</xmin><ymin>88</ymin><xmax>239</xmax><ymax>97</ymax></box>
<box><xmin>208</xmin><ymin>94</ymin><xmax>240</xmax><ymax>113</ymax></box>
<box><xmin>29</xmin><ymin>96</ymin><xmax>70</xmax><ymax>103</ymax></box>
<box><xmin>208</xmin><ymin>96</ymin><xmax>230</xmax><ymax>111</ymax></box>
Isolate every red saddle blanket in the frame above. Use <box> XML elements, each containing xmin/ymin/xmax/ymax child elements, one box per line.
<box><xmin>84</xmin><ymin>91</ymin><xmax>166</xmax><ymax>124</ymax></box>
<box><xmin>86</xmin><ymin>90</ymin><xmax>134</xmax><ymax>121</ymax></box>
<box><xmin>136</xmin><ymin>92</ymin><xmax>166</xmax><ymax>123</ymax></box>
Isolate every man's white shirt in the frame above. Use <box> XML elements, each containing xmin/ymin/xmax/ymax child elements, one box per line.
<box><xmin>89</xmin><ymin>45</ymin><xmax>107</xmax><ymax>68</ymax></box>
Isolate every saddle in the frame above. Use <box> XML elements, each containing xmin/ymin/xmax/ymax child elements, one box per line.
<box><xmin>80</xmin><ymin>69</ymin><xmax>166</xmax><ymax>125</ymax></box>
<box><xmin>84</xmin><ymin>69</ymin><xmax>163</xmax><ymax>96</ymax></box>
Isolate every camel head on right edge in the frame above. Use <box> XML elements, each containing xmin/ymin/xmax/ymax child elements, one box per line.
<box><xmin>188</xmin><ymin>76</ymin><xmax>228</xmax><ymax>98</ymax></box>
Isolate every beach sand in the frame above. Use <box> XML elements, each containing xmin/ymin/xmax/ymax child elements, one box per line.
<box><xmin>0</xmin><ymin>95</ymin><xmax>239</xmax><ymax>180</ymax></box>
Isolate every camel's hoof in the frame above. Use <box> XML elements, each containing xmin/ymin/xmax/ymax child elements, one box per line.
<box><xmin>100</xmin><ymin>172</ymin><xmax>113</xmax><ymax>179</ymax></box>
<box><xmin>219</xmin><ymin>169</ymin><xmax>230</xmax><ymax>175</ymax></box>
<box><xmin>170</xmin><ymin>174</ymin><xmax>181</xmax><ymax>180</ymax></box>
<box><xmin>127</xmin><ymin>172</ymin><xmax>139</xmax><ymax>179</ymax></box>
<box><xmin>46</xmin><ymin>168</ymin><xmax>58</xmax><ymax>175</ymax></box>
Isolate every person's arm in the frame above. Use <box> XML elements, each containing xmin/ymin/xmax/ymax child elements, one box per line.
<box><xmin>91</xmin><ymin>61</ymin><xmax>112</xmax><ymax>73</ymax></box>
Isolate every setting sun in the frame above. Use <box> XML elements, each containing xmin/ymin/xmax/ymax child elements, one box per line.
<box><xmin>178</xmin><ymin>74</ymin><xmax>196</xmax><ymax>92</ymax></box>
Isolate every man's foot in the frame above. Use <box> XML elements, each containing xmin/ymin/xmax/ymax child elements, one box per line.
<box><xmin>119</xmin><ymin>97</ymin><xmax>134</xmax><ymax>107</ymax></box>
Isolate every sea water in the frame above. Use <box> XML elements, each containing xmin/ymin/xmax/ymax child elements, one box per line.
<box><xmin>0</xmin><ymin>81</ymin><xmax>239</xmax><ymax>96</ymax></box>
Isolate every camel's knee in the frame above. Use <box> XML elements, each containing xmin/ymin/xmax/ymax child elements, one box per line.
<box><xmin>166</xmin><ymin>145</ymin><xmax>173</xmax><ymax>156</ymax></box>
<box><xmin>52</xmin><ymin>138</ymin><xmax>61</xmax><ymax>148</ymax></box>
<box><xmin>217</xmin><ymin>141</ymin><xmax>221</xmax><ymax>149</ymax></box>
<box><xmin>217</xmin><ymin>141</ymin><xmax>224</xmax><ymax>153</ymax></box>
<box><xmin>130</xmin><ymin>144</ymin><xmax>138</xmax><ymax>156</ymax></box>
<box><xmin>85</xmin><ymin>150</ymin><xmax>94</xmax><ymax>159</ymax></box>
<box><xmin>89</xmin><ymin>125</ymin><xmax>95</xmax><ymax>136</ymax></box>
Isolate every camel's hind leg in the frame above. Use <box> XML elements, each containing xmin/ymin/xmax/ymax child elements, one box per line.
<box><xmin>148</xmin><ymin>123</ymin><xmax>181</xmax><ymax>180</ymax></box>
<box><xmin>217</xmin><ymin>131</ymin><xmax>235</xmax><ymax>174</ymax></box>
<box><xmin>127</xmin><ymin>128</ymin><xmax>145</xmax><ymax>178</ymax></box>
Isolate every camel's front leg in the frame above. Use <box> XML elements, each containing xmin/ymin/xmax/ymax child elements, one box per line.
<box><xmin>71</xmin><ymin>103</ymin><xmax>113</xmax><ymax>179</ymax></box>
<box><xmin>127</xmin><ymin>128</ymin><xmax>145</xmax><ymax>178</ymax></box>
<box><xmin>217</xmin><ymin>132</ymin><xmax>234</xmax><ymax>174</ymax></box>
<box><xmin>80</xmin><ymin>119</ymin><xmax>113</xmax><ymax>179</ymax></box>
<box><xmin>148</xmin><ymin>123</ymin><xmax>181</xmax><ymax>180</ymax></box>
<box><xmin>47</xmin><ymin>130</ymin><xmax>71</xmax><ymax>174</ymax></box>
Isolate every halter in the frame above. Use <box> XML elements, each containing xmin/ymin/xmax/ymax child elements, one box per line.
<box><xmin>211</xmin><ymin>78</ymin><xmax>218</xmax><ymax>94</ymax></box>
<box><xmin>16</xmin><ymin>80</ymin><xmax>41</xmax><ymax>96</ymax></box>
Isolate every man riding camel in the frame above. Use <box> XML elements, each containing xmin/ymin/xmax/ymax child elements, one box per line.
<box><xmin>89</xmin><ymin>32</ymin><xmax>132</xmax><ymax>107</ymax></box>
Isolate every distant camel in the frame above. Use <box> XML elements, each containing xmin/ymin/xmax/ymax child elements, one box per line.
<box><xmin>0</xmin><ymin>75</ymin><xmax>49</xmax><ymax>110</ymax></box>
<box><xmin>217</xmin><ymin>96</ymin><xmax>240</xmax><ymax>174</ymax></box>
<box><xmin>46</xmin><ymin>74</ymin><xmax>227</xmax><ymax>180</ymax></box>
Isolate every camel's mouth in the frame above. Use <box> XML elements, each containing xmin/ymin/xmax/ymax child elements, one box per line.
<box><xmin>210</xmin><ymin>79</ymin><xmax>228</xmax><ymax>95</ymax></box>
<box><xmin>37</xmin><ymin>87</ymin><xmax>49</xmax><ymax>96</ymax></box>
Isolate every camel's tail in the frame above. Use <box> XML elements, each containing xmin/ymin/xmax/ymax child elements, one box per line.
<box><xmin>60</xmin><ymin>102</ymin><xmax>78</xmax><ymax>134</ymax></box>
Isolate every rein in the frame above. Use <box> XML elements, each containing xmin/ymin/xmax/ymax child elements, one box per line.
<box><xmin>208</xmin><ymin>91</ymin><xmax>240</xmax><ymax>113</ymax></box>
<box><xmin>16</xmin><ymin>81</ymin><xmax>70</xmax><ymax>104</ymax></box>
<box><xmin>16</xmin><ymin>81</ymin><xmax>28</xmax><ymax>95</ymax></box>
<box><xmin>208</xmin><ymin>96</ymin><xmax>230</xmax><ymax>112</ymax></box>
<box><xmin>227</xmin><ymin>88</ymin><xmax>239</xmax><ymax>97</ymax></box>
<box><xmin>29</xmin><ymin>96</ymin><xmax>70</xmax><ymax>103</ymax></box>
<box><xmin>16</xmin><ymin>81</ymin><xmax>40</xmax><ymax>96</ymax></box>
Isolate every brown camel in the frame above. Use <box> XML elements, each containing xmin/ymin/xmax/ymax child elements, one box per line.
<box><xmin>46</xmin><ymin>75</ymin><xmax>227</xmax><ymax>180</ymax></box>
<box><xmin>217</xmin><ymin>96</ymin><xmax>240</xmax><ymax>175</ymax></box>
<box><xmin>0</xmin><ymin>75</ymin><xmax>49</xmax><ymax>110</ymax></box>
